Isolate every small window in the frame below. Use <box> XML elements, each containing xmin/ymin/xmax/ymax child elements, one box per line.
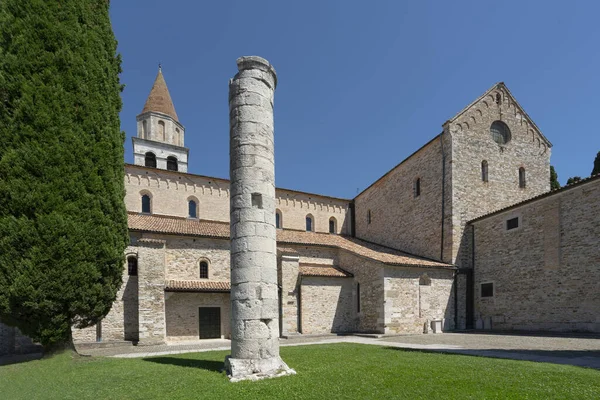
<box><xmin>188</xmin><ymin>200</ymin><xmax>197</xmax><ymax>218</ymax></box>
<box><xmin>419</xmin><ymin>274</ymin><xmax>431</xmax><ymax>286</ymax></box>
<box><xmin>275</xmin><ymin>210</ymin><xmax>282</xmax><ymax>229</ymax></box>
<box><xmin>519</xmin><ymin>167</ymin><xmax>526</xmax><ymax>188</ymax></box>
<box><xmin>127</xmin><ymin>256</ymin><xmax>138</xmax><ymax>276</ymax></box>
<box><xmin>481</xmin><ymin>160</ymin><xmax>489</xmax><ymax>182</ymax></box>
<box><xmin>145</xmin><ymin>152</ymin><xmax>156</xmax><ymax>168</ymax></box>
<box><xmin>414</xmin><ymin>178</ymin><xmax>421</xmax><ymax>197</ymax></box>
<box><xmin>481</xmin><ymin>282</ymin><xmax>494</xmax><ymax>298</ymax></box>
<box><xmin>495</xmin><ymin>93</ymin><xmax>501</xmax><ymax>105</ymax></box>
<box><xmin>506</xmin><ymin>217</ymin><xmax>519</xmax><ymax>230</ymax></box>
<box><xmin>490</xmin><ymin>121</ymin><xmax>511</xmax><ymax>145</ymax></box>
<box><xmin>142</xmin><ymin>120</ymin><xmax>148</xmax><ymax>139</ymax></box>
<box><xmin>141</xmin><ymin>194</ymin><xmax>151</xmax><ymax>214</ymax></box>
<box><xmin>167</xmin><ymin>156</ymin><xmax>178</xmax><ymax>171</ymax></box>
<box><xmin>199</xmin><ymin>261</ymin><xmax>209</xmax><ymax>279</ymax></box>
<box><xmin>367</xmin><ymin>210</ymin><xmax>371</xmax><ymax>225</ymax></box>
<box><xmin>356</xmin><ymin>283</ymin><xmax>361</xmax><ymax>313</ymax></box>
<box><xmin>306</xmin><ymin>215</ymin><xmax>313</xmax><ymax>232</ymax></box>
<box><xmin>158</xmin><ymin>120</ymin><xmax>165</xmax><ymax>141</ymax></box>
<box><xmin>329</xmin><ymin>217</ymin><xmax>336</xmax><ymax>234</ymax></box>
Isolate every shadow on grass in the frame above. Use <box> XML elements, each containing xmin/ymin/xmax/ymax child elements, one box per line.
<box><xmin>143</xmin><ymin>357</ymin><xmax>224</xmax><ymax>373</ymax></box>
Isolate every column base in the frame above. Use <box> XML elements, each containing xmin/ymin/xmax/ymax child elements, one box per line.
<box><xmin>224</xmin><ymin>355</ymin><xmax>296</xmax><ymax>382</ymax></box>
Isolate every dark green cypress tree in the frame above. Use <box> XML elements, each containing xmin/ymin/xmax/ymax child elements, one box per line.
<box><xmin>0</xmin><ymin>1</ymin><xmax>128</xmax><ymax>350</ymax></box>
<box><xmin>592</xmin><ymin>151</ymin><xmax>600</xmax><ymax>177</ymax></box>
<box><xmin>550</xmin><ymin>165</ymin><xmax>560</xmax><ymax>191</ymax></box>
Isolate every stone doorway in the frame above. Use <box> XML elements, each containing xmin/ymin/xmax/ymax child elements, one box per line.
<box><xmin>199</xmin><ymin>307</ymin><xmax>221</xmax><ymax>339</ymax></box>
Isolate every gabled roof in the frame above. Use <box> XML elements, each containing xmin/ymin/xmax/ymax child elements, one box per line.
<box><xmin>141</xmin><ymin>67</ymin><xmax>179</xmax><ymax>122</ymax></box>
<box><xmin>128</xmin><ymin>212</ymin><xmax>454</xmax><ymax>269</ymax></box>
<box><xmin>446</xmin><ymin>82</ymin><xmax>552</xmax><ymax>147</ymax></box>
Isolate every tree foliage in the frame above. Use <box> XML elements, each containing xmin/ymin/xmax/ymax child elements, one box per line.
<box><xmin>566</xmin><ymin>176</ymin><xmax>582</xmax><ymax>185</ymax></box>
<box><xmin>550</xmin><ymin>165</ymin><xmax>560</xmax><ymax>190</ymax></box>
<box><xmin>0</xmin><ymin>1</ymin><xmax>128</xmax><ymax>348</ymax></box>
<box><xmin>592</xmin><ymin>151</ymin><xmax>600</xmax><ymax>177</ymax></box>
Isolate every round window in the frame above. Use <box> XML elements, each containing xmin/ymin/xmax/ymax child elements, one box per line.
<box><xmin>490</xmin><ymin>121</ymin><xmax>511</xmax><ymax>145</ymax></box>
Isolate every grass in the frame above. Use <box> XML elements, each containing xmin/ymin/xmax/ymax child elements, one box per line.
<box><xmin>1</xmin><ymin>343</ymin><xmax>599</xmax><ymax>399</ymax></box>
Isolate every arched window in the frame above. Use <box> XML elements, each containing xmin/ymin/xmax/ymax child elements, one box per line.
<box><xmin>199</xmin><ymin>260</ymin><xmax>209</xmax><ymax>279</ymax></box>
<box><xmin>519</xmin><ymin>167</ymin><xmax>526</xmax><ymax>188</ymax></box>
<box><xmin>367</xmin><ymin>210</ymin><xmax>371</xmax><ymax>225</ymax></box>
<box><xmin>127</xmin><ymin>256</ymin><xmax>138</xmax><ymax>276</ymax></box>
<box><xmin>419</xmin><ymin>273</ymin><xmax>431</xmax><ymax>286</ymax></box>
<box><xmin>481</xmin><ymin>160</ymin><xmax>489</xmax><ymax>182</ymax></box>
<box><xmin>305</xmin><ymin>215</ymin><xmax>314</xmax><ymax>232</ymax></box>
<box><xmin>141</xmin><ymin>194</ymin><xmax>151</xmax><ymax>213</ymax></box>
<box><xmin>188</xmin><ymin>200</ymin><xmax>197</xmax><ymax>218</ymax></box>
<box><xmin>145</xmin><ymin>152</ymin><xmax>156</xmax><ymax>168</ymax></box>
<box><xmin>158</xmin><ymin>120</ymin><xmax>165</xmax><ymax>141</ymax></box>
<box><xmin>414</xmin><ymin>178</ymin><xmax>421</xmax><ymax>197</ymax></box>
<box><xmin>490</xmin><ymin>121</ymin><xmax>511</xmax><ymax>145</ymax></box>
<box><xmin>329</xmin><ymin>217</ymin><xmax>337</xmax><ymax>234</ymax></box>
<box><xmin>167</xmin><ymin>156</ymin><xmax>178</xmax><ymax>171</ymax></box>
<box><xmin>275</xmin><ymin>209</ymin><xmax>282</xmax><ymax>229</ymax></box>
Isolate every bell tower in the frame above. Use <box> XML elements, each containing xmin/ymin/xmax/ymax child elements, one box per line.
<box><xmin>132</xmin><ymin>66</ymin><xmax>189</xmax><ymax>172</ymax></box>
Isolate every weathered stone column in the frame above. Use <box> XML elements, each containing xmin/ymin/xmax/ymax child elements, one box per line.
<box><xmin>225</xmin><ymin>56</ymin><xmax>295</xmax><ymax>381</ymax></box>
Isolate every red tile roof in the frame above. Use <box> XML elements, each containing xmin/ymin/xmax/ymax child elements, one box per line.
<box><xmin>299</xmin><ymin>265</ymin><xmax>352</xmax><ymax>277</ymax></box>
<box><xmin>129</xmin><ymin>213</ymin><xmax>454</xmax><ymax>269</ymax></box>
<box><xmin>165</xmin><ymin>280</ymin><xmax>230</xmax><ymax>292</ymax></box>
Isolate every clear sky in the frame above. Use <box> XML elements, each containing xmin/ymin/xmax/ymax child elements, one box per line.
<box><xmin>110</xmin><ymin>0</ymin><xmax>600</xmax><ymax>199</ymax></box>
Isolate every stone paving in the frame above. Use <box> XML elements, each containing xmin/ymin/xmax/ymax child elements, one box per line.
<box><xmin>75</xmin><ymin>332</ymin><xmax>600</xmax><ymax>369</ymax></box>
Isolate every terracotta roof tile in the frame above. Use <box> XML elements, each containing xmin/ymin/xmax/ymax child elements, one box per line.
<box><xmin>165</xmin><ymin>280</ymin><xmax>230</xmax><ymax>292</ymax></box>
<box><xmin>300</xmin><ymin>265</ymin><xmax>352</xmax><ymax>277</ymax></box>
<box><xmin>128</xmin><ymin>213</ymin><xmax>454</xmax><ymax>269</ymax></box>
<box><xmin>141</xmin><ymin>69</ymin><xmax>179</xmax><ymax>122</ymax></box>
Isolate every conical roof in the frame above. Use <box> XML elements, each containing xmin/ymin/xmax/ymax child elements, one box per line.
<box><xmin>141</xmin><ymin>67</ymin><xmax>179</xmax><ymax>122</ymax></box>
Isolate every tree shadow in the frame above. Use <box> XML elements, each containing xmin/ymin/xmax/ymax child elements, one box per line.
<box><xmin>143</xmin><ymin>356</ymin><xmax>224</xmax><ymax>373</ymax></box>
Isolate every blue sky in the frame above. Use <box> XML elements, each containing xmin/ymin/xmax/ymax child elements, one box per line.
<box><xmin>110</xmin><ymin>1</ymin><xmax>600</xmax><ymax>199</ymax></box>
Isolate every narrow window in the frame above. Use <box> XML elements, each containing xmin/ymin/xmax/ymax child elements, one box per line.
<box><xmin>367</xmin><ymin>210</ymin><xmax>371</xmax><ymax>225</ymax></box>
<box><xmin>158</xmin><ymin>120</ymin><xmax>165</xmax><ymax>141</ymax></box>
<box><xmin>175</xmin><ymin>128</ymin><xmax>180</xmax><ymax>145</ymax></box>
<box><xmin>519</xmin><ymin>167</ymin><xmax>526</xmax><ymax>188</ymax></box>
<box><xmin>481</xmin><ymin>160</ymin><xmax>489</xmax><ymax>182</ymax></box>
<box><xmin>188</xmin><ymin>200</ymin><xmax>197</xmax><ymax>218</ymax></box>
<box><xmin>199</xmin><ymin>261</ymin><xmax>209</xmax><ymax>279</ymax></box>
<box><xmin>145</xmin><ymin>152</ymin><xmax>156</xmax><ymax>168</ymax></box>
<box><xmin>495</xmin><ymin>93</ymin><xmax>501</xmax><ymax>105</ymax></box>
<box><xmin>356</xmin><ymin>283</ymin><xmax>361</xmax><ymax>313</ymax></box>
<box><xmin>419</xmin><ymin>274</ymin><xmax>431</xmax><ymax>286</ymax></box>
<box><xmin>329</xmin><ymin>217</ymin><xmax>336</xmax><ymax>234</ymax></box>
<box><xmin>167</xmin><ymin>156</ymin><xmax>178</xmax><ymax>171</ymax></box>
<box><xmin>506</xmin><ymin>217</ymin><xmax>519</xmax><ymax>230</ymax></box>
<box><xmin>141</xmin><ymin>194</ymin><xmax>151</xmax><ymax>214</ymax></box>
<box><xmin>142</xmin><ymin>120</ymin><xmax>148</xmax><ymax>139</ymax></box>
<box><xmin>306</xmin><ymin>215</ymin><xmax>313</xmax><ymax>232</ymax></box>
<box><xmin>275</xmin><ymin>210</ymin><xmax>282</xmax><ymax>229</ymax></box>
<box><xmin>481</xmin><ymin>282</ymin><xmax>494</xmax><ymax>298</ymax></box>
<box><xmin>127</xmin><ymin>256</ymin><xmax>138</xmax><ymax>276</ymax></box>
<box><xmin>414</xmin><ymin>178</ymin><xmax>421</xmax><ymax>197</ymax></box>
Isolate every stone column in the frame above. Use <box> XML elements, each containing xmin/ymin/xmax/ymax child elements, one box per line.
<box><xmin>225</xmin><ymin>56</ymin><xmax>295</xmax><ymax>381</ymax></box>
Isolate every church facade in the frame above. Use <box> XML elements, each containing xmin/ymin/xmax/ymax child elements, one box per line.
<box><xmin>5</xmin><ymin>67</ymin><xmax>597</xmax><ymax>353</ymax></box>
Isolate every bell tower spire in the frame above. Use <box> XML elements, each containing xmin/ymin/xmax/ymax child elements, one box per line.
<box><xmin>132</xmin><ymin>66</ymin><xmax>189</xmax><ymax>172</ymax></box>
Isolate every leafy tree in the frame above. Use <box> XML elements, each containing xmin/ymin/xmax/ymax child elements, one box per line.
<box><xmin>566</xmin><ymin>176</ymin><xmax>582</xmax><ymax>185</ymax></box>
<box><xmin>550</xmin><ymin>165</ymin><xmax>560</xmax><ymax>190</ymax></box>
<box><xmin>592</xmin><ymin>151</ymin><xmax>600</xmax><ymax>176</ymax></box>
<box><xmin>0</xmin><ymin>1</ymin><xmax>128</xmax><ymax>350</ymax></box>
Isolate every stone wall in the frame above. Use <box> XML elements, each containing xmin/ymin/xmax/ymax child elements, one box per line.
<box><xmin>300</xmin><ymin>276</ymin><xmax>354</xmax><ymax>334</ymax></box>
<box><xmin>0</xmin><ymin>322</ymin><xmax>39</xmax><ymax>356</ymax></box>
<box><xmin>165</xmin><ymin>292</ymin><xmax>230</xmax><ymax>341</ymax></box>
<box><xmin>383</xmin><ymin>267</ymin><xmax>455</xmax><ymax>334</ymax></box>
<box><xmin>446</xmin><ymin>85</ymin><xmax>551</xmax><ymax>267</ymax></box>
<box><xmin>165</xmin><ymin>237</ymin><xmax>230</xmax><ymax>281</ymax></box>
<box><xmin>279</xmin><ymin>254</ymin><xmax>300</xmax><ymax>336</ymax></box>
<box><xmin>472</xmin><ymin>177</ymin><xmax>600</xmax><ymax>332</ymax></box>
<box><xmin>137</xmin><ymin>239</ymin><xmax>167</xmax><ymax>344</ymax></box>
<box><xmin>354</xmin><ymin>137</ymin><xmax>445</xmax><ymax>261</ymax></box>
<box><xmin>124</xmin><ymin>165</ymin><xmax>350</xmax><ymax>234</ymax></box>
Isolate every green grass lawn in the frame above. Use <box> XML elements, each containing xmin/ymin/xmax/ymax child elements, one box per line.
<box><xmin>1</xmin><ymin>343</ymin><xmax>599</xmax><ymax>399</ymax></box>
